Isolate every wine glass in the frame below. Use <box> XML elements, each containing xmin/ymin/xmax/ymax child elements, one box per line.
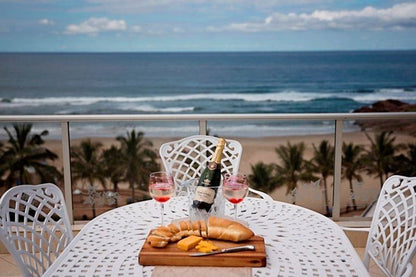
<box><xmin>222</xmin><ymin>173</ymin><xmax>249</xmax><ymax>220</ymax></box>
<box><xmin>149</xmin><ymin>171</ymin><xmax>175</xmax><ymax>226</ymax></box>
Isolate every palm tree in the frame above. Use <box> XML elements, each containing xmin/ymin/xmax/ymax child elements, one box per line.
<box><xmin>0</xmin><ymin>123</ymin><xmax>61</xmax><ymax>188</ymax></box>
<box><xmin>71</xmin><ymin>139</ymin><xmax>106</xmax><ymax>189</ymax></box>
<box><xmin>310</xmin><ymin>140</ymin><xmax>334</xmax><ymax>216</ymax></box>
<box><xmin>71</xmin><ymin>139</ymin><xmax>106</xmax><ymax>218</ymax></box>
<box><xmin>116</xmin><ymin>130</ymin><xmax>159</xmax><ymax>202</ymax></box>
<box><xmin>101</xmin><ymin>145</ymin><xmax>125</xmax><ymax>207</ymax></box>
<box><xmin>274</xmin><ymin>142</ymin><xmax>313</xmax><ymax>204</ymax></box>
<box><xmin>248</xmin><ymin>162</ymin><xmax>280</xmax><ymax>193</ymax></box>
<box><xmin>0</xmin><ymin>141</ymin><xmax>6</xmax><ymax>187</ymax></box>
<box><xmin>364</xmin><ymin>131</ymin><xmax>402</xmax><ymax>188</ymax></box>
<box><xmin>342</xmin><ymin>142</ymin><xmax>364</xmax><ymax>211</ymax></box>
<box><xmin>395</xmin><ymin>143</ymin><xmax>416</xmax><ymax>176</ymax></box>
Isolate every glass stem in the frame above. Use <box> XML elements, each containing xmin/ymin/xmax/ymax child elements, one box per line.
<box><xmin>161</xmin><ymin>203</ymin><xmax>165</xmax><ymax>226</ymax></box>
<box><xmin>234</xmin><ymin>204</ymin><xmax>238</xmax><ymax>219</ymax></box>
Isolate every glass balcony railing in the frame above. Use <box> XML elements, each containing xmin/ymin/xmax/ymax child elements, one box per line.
<box><xmin>1</xmin><ymin>112</ymin><xmax>415</xmax><ymax>224</ymax></box>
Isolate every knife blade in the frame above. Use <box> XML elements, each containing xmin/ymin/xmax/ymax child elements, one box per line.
<box><xmin>189</xmin><ymin>245</ymin><xmax>255</xmax><ymax>257</ymax></box>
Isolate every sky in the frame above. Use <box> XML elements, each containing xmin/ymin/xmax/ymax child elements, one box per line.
<box><xmin>0</xmin><ymin>0</ymin><xmax>416</xmax><ymax>52</ymax></box>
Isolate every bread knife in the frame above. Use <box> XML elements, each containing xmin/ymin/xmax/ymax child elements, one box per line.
<box><xmin>189</xmin><ymin>245</ymin><xmax>255</xmax><ymax>257</ymax></box>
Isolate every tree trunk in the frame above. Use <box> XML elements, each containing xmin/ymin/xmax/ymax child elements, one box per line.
<box><xmin>379</xmin><ymin>172</ymin><xmax>384</xmax><ymax>189</ymax></box>
<box><xmin>378</xmin><ymin>171</ymin><xmax>384</xmax><ymax>189</ymax></box>
<box><xmin>131</xmin><ymin>184</ymin><xmax>136</xmax><ymax>203</ymax></box>
<box><xmin>92</xmin><ymin>202</ymin><xmax>96</xmax><ymax>218</ymax></box>
<box><xmin>349</xmin><ymin>178</ymin><xmax>357</xmax><ymax>210</ymax></box>
<box><xmin>113</xmin><ymin>181</ymin><xmax>118</xmax><ymax>207</ymax></box>
<box><xmin>323</xmin><ymin>178</ymin><xmax>331</xmax><ymax>216</ymax></box>
<box><xmin>88</xmin><ymin>179</ymin><xmax>97</xmax><ymax>218</ymax></box>
<box><xmin>291</xmin><ymin>188</ymin><xmax>296</xmax><ymax>205</ymax></box>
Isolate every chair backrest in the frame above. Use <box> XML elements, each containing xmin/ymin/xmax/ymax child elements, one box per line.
<box><xmin>0</xmin><ymin>183</ymin><xmax>73</xmax><ymax>277</ymax></box>
<box><xmin>159</xmin><ymin>135</ymin><xmax>242</xmax><ymax>189</ymax></box>
<box><xmin>364</xmin><ymin>175</ymin><xmax>416</xmax><ymax>277</ymax></box>
<box><xmin>159</xmin><ymin>135</ymin><xmax>273</xmax><ymax>201</ymax></box>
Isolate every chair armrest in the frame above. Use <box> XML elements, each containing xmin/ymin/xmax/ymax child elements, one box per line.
<box><xmin>341</xmin><ymin>227</ymin><xmax>371</xmax><ymax>232</ymax></box>
<box><xmin>248</xmin><ymin>188</ymin><xmax>273</xmax><ymax>201</ymax></box>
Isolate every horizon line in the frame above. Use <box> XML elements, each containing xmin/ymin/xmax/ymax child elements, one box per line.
<box><xmin>1</xmin><ymin>49</ymin><xmax>416</xmax><ymax>54</ymax></box>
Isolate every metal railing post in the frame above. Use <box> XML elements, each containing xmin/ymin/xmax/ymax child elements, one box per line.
<box><xmin>61</xmin><ymin>122</ymin><xmax>74</xmax><ymax>224</ymax></box>
<box><xmin>332</xmin><ymin>119</ymin><xmax>343</xmax><ymax>220</ymax></box>
<box><xmin>199</xmin><ymin>120</ymin><xmax>207</xmax><ymax>135</ymax></box>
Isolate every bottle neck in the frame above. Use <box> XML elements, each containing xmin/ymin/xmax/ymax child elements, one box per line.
<box><xmin>210</xmin><ymin>138</ymin><xmax>226</xmax><ymax>164</ymax></box>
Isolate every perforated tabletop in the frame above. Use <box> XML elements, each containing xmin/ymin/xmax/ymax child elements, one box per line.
<box><xmin>43</xmin><ymin>197</ymin><xmax>369</xmax><ymax>277</ymax></box>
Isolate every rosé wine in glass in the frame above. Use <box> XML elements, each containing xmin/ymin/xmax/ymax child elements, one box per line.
<box><xmin>222</xmin><ymin>173</ymin><xmax>249</xmax><ymax>219</ymax></box>
<box><xmin>149</xmin><ymin>172</ymin><xmax>174</xmax><ymax>225</ymax></box>
<box><xmin>149</xmin><ymin>184</ymin><xmax>174</xmax><ymax>203</ymax></box>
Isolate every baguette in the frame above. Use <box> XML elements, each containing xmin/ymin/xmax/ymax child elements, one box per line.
<box><xmin>148</xmin><ymin>216</ymin><xmax>254</xmax><ymax>248</ymax></box>
<box><xmin>206</xmin><ymin>216</ymin><xmax>254</xmax><ymax>242</ymax></box>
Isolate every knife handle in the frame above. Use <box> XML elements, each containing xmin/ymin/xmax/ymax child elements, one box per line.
<box><xmin>221</xmin><ymin>245</ymin><xmax>255</xmax><ymax>253</ymax></box>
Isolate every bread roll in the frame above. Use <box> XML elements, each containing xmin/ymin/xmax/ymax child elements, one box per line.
<box><xmin>147</xmin><ymin>216</ymin><xmax>254</xmax><ymax>248</ymax></box>
<box><xmin>151</xmin><ymin>226</ymin><xmax>174</xmax><ymax>238</ymax></box>
<box><xmin>167</xmin><ymin>223</ymin><xmax>180</xmax><ymax>234</ymax></box>
<box><xmin>148</xmin><ymin>234</ymin><xmax>169</xmax><ymax>247</ymax></box>
<box><xmin>207</xmin><ymin>216</ymin><xmax>254</xmax><ymax>242</ymax></box>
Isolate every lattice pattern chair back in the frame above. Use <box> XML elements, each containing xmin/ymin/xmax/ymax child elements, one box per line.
<box><xmin>0</xmin><ymin>183</ymin><xmax>73</xmax><ymax>277</ymax></box>
<box><xmin>159</xmin><ymin>135</ymin><xmax>273</xmax><ymax>201</ymax></box>
<box><xmin>159</xmin><ymin>135</ymin><xmax>242</xmax><ymax>194</ymax></box>
<box><xmin>364</xmin><ymin>175</ymin><xmax>416</xmax><ymax>277</ymax></box>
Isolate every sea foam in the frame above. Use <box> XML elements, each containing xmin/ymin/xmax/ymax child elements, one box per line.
<box><xmin>3</xmin><ymin>88</ymin><xmax>415</xmax><ymax>109</ymax></box>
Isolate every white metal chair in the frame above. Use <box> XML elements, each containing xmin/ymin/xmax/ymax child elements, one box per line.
<box><xmin>159</xmin><ymin>135</ymin><xmax>272</xmax><ymax>201</ymax></box>
<box><xmin>0</xmin><ymin>183</ymin><xmax>73</xmax><ymax>277</ymax></box>
<box><xmin>344</xmin><ymin>175</ymin><xmax>416</xmax><ymax>277</ymax></box>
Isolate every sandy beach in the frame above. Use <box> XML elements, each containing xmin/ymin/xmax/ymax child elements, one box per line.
<box><xmin>29</xmin><ymin>130</ymin><xmax>413</xmax><ymax>218</ymax></box>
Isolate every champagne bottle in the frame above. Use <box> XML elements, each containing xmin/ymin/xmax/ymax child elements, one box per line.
<box><xmin>192</xmin><ymin>138</ymin><xmax>226</xmax><ymax>212</ymax></box>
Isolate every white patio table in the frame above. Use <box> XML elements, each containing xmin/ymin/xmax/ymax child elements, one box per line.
<box><xmin>43</xmin><ymin>196</ymin><xmax>369</xmax><ymax>277</ymax></box>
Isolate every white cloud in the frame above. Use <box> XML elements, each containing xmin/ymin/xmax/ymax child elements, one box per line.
<box><xmin>130</xmin><ymin>25</ymin><xmax>142</xmax><ymax>33</ymax></box>
<box><xmin>208</xmin><ymin>2</ymin><xmax>416</xmax><ymax>32</ymax></box>
<box><xmin>38</xmin><ymin>18</ymin><xmax>55</xmax><ymax>26</ymax></box>
<box><xmin>81</xmin><ymin>0</ymin><xmax>328</xmax><ymax>13</ymax></box>
<box><xmin>65</xmin><ymin>17</ymin><xmax>127</xmax><ymax>35</ymax></box>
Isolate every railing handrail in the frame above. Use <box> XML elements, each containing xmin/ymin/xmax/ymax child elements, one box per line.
<box><xmin>0</xmin><ymin>112</ymin><xmax>415</xmax><ymax>122</ymax></box>
<box><xmin>1</xmin><ymin>112</ymin><xmax>415</xmax><ymax>224</ymax></box>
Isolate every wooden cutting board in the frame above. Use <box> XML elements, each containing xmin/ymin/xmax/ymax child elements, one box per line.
<box><xmin>139</xmin><ymin>235</ymin><xmax>266</xmax><ymax>267</ymax></box>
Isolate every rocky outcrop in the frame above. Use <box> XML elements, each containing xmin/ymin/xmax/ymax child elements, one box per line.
<box><xmin>354</xmin><ymin>99</ymin><xmax>416</xmax><ymax>113</ymax></box>
<box><xmin>353</xmin><ymin>99</ymin><xmax>416</xmax><ymax>136</ymax></box>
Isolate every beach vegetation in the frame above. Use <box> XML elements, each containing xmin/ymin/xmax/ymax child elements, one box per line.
<box><xmin>116</xmin><ymin>130</ymin><xmax>160</xmax><ymax>203</ymax></box>
<box><xmin>342</xmin><ymin>142</ymin><xmax>365</xmax><ymax>211</ymax></box>
<box><xmin>394</xmin><ymin>143</ymin><xmax>416</xmax><ymax>176</ymax></box>
<box><xmin>101</xmin><ymin>145</ymin><xmax>125</xmax><ymax>207</ymax></box>
<box><xmin>273</xmin><ymin>142</ymin><xmax>314</xmax><ymax>204</ymax></box>
<box><xmin>246</xmin><ymin>132</ymin><xmax>414</xmax><ymax>215</ymax></box>
<box><xmin>71</xmin><ymin>139</ymin><xmax>106</xmax><ymax>190</ymax></box>
<box><xmin>363</xmin><ymin>131</ymin><xmax>404</xmax><ymax>188</ymax></box>
<box><xmin>1</xmin><ymin>124</ymin><xmax>415</xmax><ymax>218</ymax></box>
<box><xmin>0</xmin><ymin>123</ymin><xmax>61</xmax><ymax>188</ymax></box>
<box><xmin>67</xmin><ymin>130</ymin><xmax>159</xmax><ymax>218</ymax></box>
<box><xmin>71</xmin><ymin>139</ymin><xmax>106</xmax><ymax>218</ymax></box>
<box><xmin>310</xmin><ymin>140</ymin><xmax>334</xmax><ymax>216</ymax></box>
<box><xmin>248</xmin><ymin>162</ymin><xmax>281</xmax><ymax>193</ymax></box>
<box><xmin>0</xmin><ymin>141</ymin><xmax>5</xmax><ymax>187</ymax></box>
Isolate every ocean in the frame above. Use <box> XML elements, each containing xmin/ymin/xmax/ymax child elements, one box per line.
<box><xmin>1</xmin><ymin>51</ymin><xmax>416</xmax><ymax>138</ymax></box>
